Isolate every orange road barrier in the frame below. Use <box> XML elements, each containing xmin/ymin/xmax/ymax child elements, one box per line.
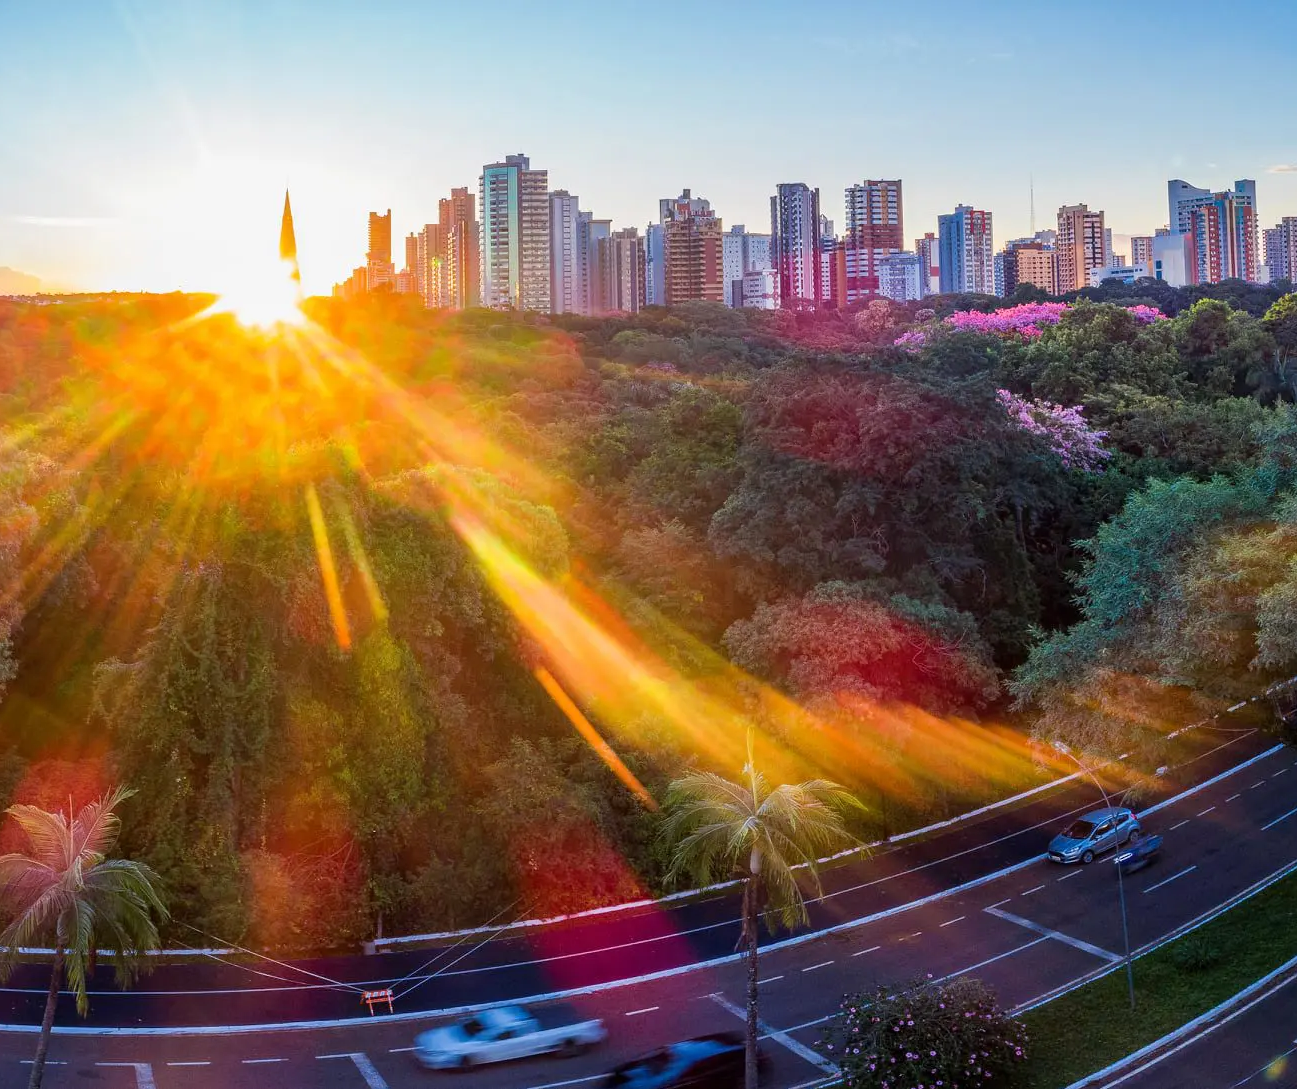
<box><xmin>361</xmin><ymin>988</ymin><xmax>395</xmax><ymax>1015</ymax></box>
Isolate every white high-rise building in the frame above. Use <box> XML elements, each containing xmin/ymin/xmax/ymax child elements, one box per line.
<box><xmin>550</xmin><ymin>191</ymin><xmax>589</xmax><ymax>315</ymax></box>
<box><xmin>479</xmin><ymin>153</ymin><xmax>550</xmax><ymax>311</ymax></box>
<box><xmin>770</xmin><ymin>183</ymin><xmax>822</xmax><ymax>310</ymax></box>
<box><xmin>644</xmin><ymin>223</ymin><xmax>666</xmax><ymax>307</ymax></box>
<box><xmin>721</xmin><ymin>225</ymin><xmax>772</xmax><ymax>308</ymax></box>
<box><xmin>877</xmin><ymin>252</ymin><xmax>926</xmax><ymax>303</ymax></box>
<box><xmin>1168</xmin><ymin>179</ymin><xmax>1259</xmax><ymax>284</ymax></box>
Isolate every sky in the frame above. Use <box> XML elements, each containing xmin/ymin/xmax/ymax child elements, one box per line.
<box><xmin>2</xmin><ymin>0</ymin><xmax>1297</xmax><ymax>298</ymax></box>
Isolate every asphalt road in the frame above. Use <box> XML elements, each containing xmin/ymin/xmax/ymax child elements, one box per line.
<box><xmin>2</xmin><ymin>728</ymin><xmax>1295</xmax><ymax>1089</ymax></box>
<box><xmin>0</xmin><ymin>727</ymin><xmax>1271</xmax><ymax>1033</ymax></box>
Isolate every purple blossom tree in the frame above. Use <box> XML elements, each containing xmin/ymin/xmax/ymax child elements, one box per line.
<box><xmin>997</xmin><ymin>389</ymin><xmax>1110</xmax><ymax>472</ymax></box>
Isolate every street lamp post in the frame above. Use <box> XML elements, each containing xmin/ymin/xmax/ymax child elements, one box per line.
<box><xmin>1054</xmin><ymin>741</ymin><xmax>1136</xmax><ymax>1010</ymax></box>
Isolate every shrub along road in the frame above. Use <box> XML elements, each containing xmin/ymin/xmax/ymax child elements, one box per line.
<box><xmin>2</xmin><ymin>730</ymin><xmax>1296</xmax><ymax>1088</ymax></box>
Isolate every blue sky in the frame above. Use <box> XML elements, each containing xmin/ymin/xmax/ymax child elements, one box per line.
<box><xmin>2</xmin><ymin>0</ymin><xmax>1296</xmax><ymax>295</ymax></box>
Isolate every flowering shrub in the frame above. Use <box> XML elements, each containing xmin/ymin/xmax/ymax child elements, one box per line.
<box><xmin>996</xmin><ymin>389</ymin><xmax>1110</xmax><ymax>472</ymax></box>
<box><xmin>894</xmin><ymin>301</ymin><xmax>1167</xmax><ymax>348</ymax></box>
<box><xmin>824</xmin><ymin>975</ymin><xmax>1029</xmax><ymax>1088</ymax></box>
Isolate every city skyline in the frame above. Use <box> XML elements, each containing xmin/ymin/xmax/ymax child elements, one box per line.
<box><xmin>3</xmin><ymin>0</ymin><xmax>1297</xmax><ymax>297</ymax></box>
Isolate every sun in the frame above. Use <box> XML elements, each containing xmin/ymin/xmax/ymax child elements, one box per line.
<box><xmin>210</xmin><ymin>256</ymin><xmax>305</xmax><ymax>329</ymax></box>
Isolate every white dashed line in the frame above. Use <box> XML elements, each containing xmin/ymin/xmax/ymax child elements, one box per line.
<box><xmin>625</xmin><ymin>1006</ymin><xmax>660</xmax><ymax>1016</ymax></box>
<box><xmin>1227</xmin><ymin>794</ymin><xmax>1241</xmax><ymax>802</ymax></box>
<box><xmin>852</xmin><ymin>945</ymin><xmax>881</xmax><ymax>957</ymax></box>
<box><xmin>802</xmin><ymin>960</ymin><xmax>833</xmax><ymax>973</ymax></box>
<box><xmin>167</xmin><ymin>1062</ymin><xmax>211</xmax><ymax>1066</ymax></box>
<box><xmin>1170</xmin><ymin>819</ymin><xmax>1190</xmax><ymax>831</ymax></box>
<box><xmin>1056</xmin><ymin>870</ymin><xmax>1082</xmax><ymax>882</ymax></box>
<box><xmin>243</xmin><ymin>1058</ymin><xmax>288</xmax><ymax>1064</ymax></box>
<box><xmin>1198</xmin><ymin>807</ymin><xmax>1217</xmax><ymax>816</ymax></box>
<box><xmin>1251</xmin><ymin>781</ymin><xmax>1267</xmax><ymax>790</ymax></box>
<box><xmin>988</xmin><ymin>897</ymin><xmax>1012</xmax><ymax>908</ymax></box>
<box><xmin>940</xmin><ymin>916</ymin><xmax>966</xmax><ymax>927</ymax></box>
<box><xmin>1144</xmin><ymin>865</ymin><xmax>1198</xmax><ymax>894</ymax></box>
<box><xmin>758</xmin><ymin>975</ymin><xmax>784</xmax><ymax>985</ymax></box>
<box><xmin>1273</xmin><ymin>768</ymin><xmax>1289</xmax><ymax>777</ymax></box>
<box><xmin>1021</xmin><ymin>884</ymin><xmax>1046</xmax><ymax>896</ymax></box>
<box><xmin>1263</xmin><ymin>806</ymin><xmax>1297</xmax><ymax>831</ymax></box>
<box><xmin>387</xmin><ymin>1046</ymin><xmax>417</xmax><ymax>1053</ymax></box>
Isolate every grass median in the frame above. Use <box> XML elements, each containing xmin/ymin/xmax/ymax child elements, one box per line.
<box><xmin>1022</xmin><ymin>861</ymin><xmax>1297</xmax><ymax>1088</ymax></box>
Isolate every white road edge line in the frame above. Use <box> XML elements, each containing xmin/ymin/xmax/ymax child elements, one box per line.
<box><xmin>8</xmin><ymin>742</ymin><xmax>1281</xmax><ymax>1039</ymax></box>
<box><xmin>985</xmin><ymin>907</ymin><xmax>1121</xmax><ymax>962</ymax></box>
<box><xmin>1143</xmin><ymin>866</ymin><xmax>1197</xmax><ymax>894</ymax></box>
<box><xmin>1263</xmin><ymin>806</ymin><xmax>1297</xmax><ymax>831</ymax></box>
<box><xmin>709</xmin><ymin>992</ymin><xmax>838</xmax><ymax>1075</ymax></box>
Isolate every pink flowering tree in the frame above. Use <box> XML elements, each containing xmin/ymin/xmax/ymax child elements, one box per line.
<box><xmin>997</xmin><ymin>389</ymin><xmax>1110</xmax><ymax>472</ymax></box>
<box><xmin>895</xmin><ymin>301</ymin><xmax>1166</xmax><ymax>349</ymax></box>
<box><xmin>824</xmin><ymin>974</ymin><xmax>1029</xmax><ymax>1088</ymax></box>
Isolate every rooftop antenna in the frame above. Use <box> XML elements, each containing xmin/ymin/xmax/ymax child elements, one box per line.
<box><xmin>1029</xmin><ymin>174</ymin><xmax>1036</xmax><ymax>236</ymax></box>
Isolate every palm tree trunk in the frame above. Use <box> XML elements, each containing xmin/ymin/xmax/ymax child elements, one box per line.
<box><xmin>744</xmin><ymin>879</ymin><xmax>760</xmax><ymax>1089</ymax></box>
<box><xmin>28</xmin><ymin>945</ymin><xmax>64</xmax><ymax>1089</ymax></box>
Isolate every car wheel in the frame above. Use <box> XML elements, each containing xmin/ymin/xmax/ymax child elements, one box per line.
<box><xmin>1127</xmin><ymin>828</ymin><xmax>1141</xmax><ymax>845</ymax></box>
<box><xmin>1082</xmin><ymin>849</ymin><xmax>1095</xmax><ymax>864</ymax></box>
<box><xmin>458</xmin><ymin>1055</ymin><xmax>474</xmax><ymax>1071</ymax></box>
<box><xmin>559</xmin><ymin>1039</ymin><xmax>586</xmax><ymax>1058</ymax></box>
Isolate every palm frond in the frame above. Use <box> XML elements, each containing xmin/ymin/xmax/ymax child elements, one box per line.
<box><xmin>2</xmin><ymin>805</ymin><xmax>71</xmax><ymax>871</ymax></box>
<box><xmin>70</xmin><ymin>787</ymin><xmax>134</xmax><ymax>863</ymax></box>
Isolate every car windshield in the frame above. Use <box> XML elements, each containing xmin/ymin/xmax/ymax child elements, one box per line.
<box><xmin>1063</xmin><ymin>820</ymin><xmax>1097</xmax><ymax>839</ymax></box>
<box><xmin>460</xmin><ymin>1017</ymin><xmax>485</xmax><ymax>1038</ymax></box>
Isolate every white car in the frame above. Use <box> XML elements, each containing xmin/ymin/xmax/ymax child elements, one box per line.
<box><xmin>414</xmin><ymin>1004</ymin><xmax>607</xmax><ymax>1070</ymax></box>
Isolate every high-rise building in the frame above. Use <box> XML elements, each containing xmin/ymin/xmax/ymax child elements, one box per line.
<box><xmin>877</xmin><ymin>252</ymin><xmax>925</xmax><ymax>302</ymax></box>
<box><xmin>602</xmin><ymin>227</ymin><xmax>645</xmax><ymax>313</ymax></box>
<box><xmin>740</xmin><ymin>268</ymin><xmax>778</xmax><ymax>309</ymax></box>
<box><xmin>721</xmin><ymin>225</ymin><xmax>772</xmax><ymax>308</ymax></box>
<box><xmin>938</xmin><ymin>205</ymin><xmax>994</xmax><ymax>294</ymax></box>
<box><xmin>365</xmin><ymin>208</ymin><xmax>395</xmax><ymax>292</ymax></box>
<box><xmin>993</xmin><ymin>252</ymin><xmax>1007</xmax><ymax>298</ymax></box>
<box><xmin>842</xmin><ymin>180</ymin><xmax>903</xmax><ymax>303</ymax></box>
<box><xmin>1264</xmin><ymin>218</ymin><xmax>1297</xmax><ymax>283</ymax></box>
<box><xmin>1168</xmin><ymin>179</ymin><xmax>1259</xmax><ymax>284</ymax></box>
<box><xmin>404</xmin><ymin>233</ymin><xmax>419</xmax><ymax>277</ymax></box>
<box><xmin>479</xmin><ymin>154</ymin><xmax>550</xmax><ymax>312</ymax></box>
<box><xmin>1054</xmin><ymin>204</ymin><xmax>1106</xmax><ymax>293</ymax></box>
<box><xmin>1001</xmin><ymin>240</ymin><xmax>1056</xmax><ymax>296</ymax></box>
<box><xmin>819</xmin><ymin>216</ymin><xmax>837</xmax><ymax>304</ymax></box>
<box><xmin>1151</xmin><ymin>228</ymin><xmax>1191</xmax><ymax>287</ymax></box>
<box><xmin>1130</xmin><ymin>235</ymin><xmax>1154</xmax><ymax>270</ymax></box>
<box><xmin>770</xmin><ymin>183</ymin><xmax>822</xmax><ymax>310</ymax></box>
<box><xmin>914</xmin><ymin>232</ymin><xmax>940</xmax><ymax>297</ymax></box>
<box><xmin>550</xmin><ymin>191</ymin><xmax>588</xmax><ymax>315</ymax></box>
<box><xmin>660</xmin><ymin>189</ymin><xmax>724</xmax><ymax>305</ymax></box>
<box><xmin>644</xmin><ymin>224</ymin><xmax>666</xmax><ymax>307</ymax></box>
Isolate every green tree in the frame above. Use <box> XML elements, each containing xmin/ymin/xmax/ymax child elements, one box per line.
<box><xmin>660</xmin><ymin>751</ymin><xmax>861</xmax><ymax>1088</ymax></box>
<box><xmin>0</xmin><ymin>788</ymin><xmax>167</xmax><ymax>1089</ymax></box>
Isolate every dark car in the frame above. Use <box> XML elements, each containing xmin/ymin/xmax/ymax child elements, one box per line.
<box><xmin>602</xmin><ymin>1032</ymin><xmax>768</xmax><ymax>1088</ymax></box>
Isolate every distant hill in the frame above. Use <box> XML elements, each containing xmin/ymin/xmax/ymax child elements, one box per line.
<box><xmin>0</xmin><ymin>267</ymin><xmax>45</xmax><ymax>295</ymax></box>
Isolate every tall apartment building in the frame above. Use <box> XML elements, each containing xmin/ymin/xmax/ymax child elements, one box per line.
<box><xmin>1054</xmin><ymin>204</ymin><xmax>1106</xmax><ymax>293</ymax></box>
<box><xmin>770</xmin><ymin>183</ymin><xmax>822</xmax><ymax>309</ymax></box>
<box><xmin>601</xmin><ymin>227</ymin><xmax>645</xmax><ymax>313</ymax></box>
<box><xmin>479</xmin><ymin>154</ymin><xmax>550</xmax><ymax>312</ymax></box>
<box><xmin>1168</xmin><ymin>179</ymin><xmax>1259</xmax><ymax>285</ymax></box>
<box><xmin>722</xmin><ymin>225</ymin><xmax>773</xmax><ymax>308</ymax></box>
<box><xmin>914</xmin><ymin>232</ymin><xmax>939</xmax><ymax>297</ymax></box>
<box><xmin>660</xmin><ymin>189</ymin><xmax>724</xmax><ymax>305</ymax></box>
<box><xmin>439</xmin><ymin>187</ymin><xmax>479</xmax><ymax>309</ymax></box>
<box><xmin>842</xmin><ymin>179</ymin><xmax>903</xmax><ymax>303</ymax></box>
<box><xmin>937</xmin><ymin>205</ymin><xmax>994</xmax><ymax>294</ymax></box>
<box><xmin>644</xmin><ymin>224</ymin><xmax>666</xmax><ymax>307</ymax></box>
<box><xmin>819</xmin><ymin>215</ymin><xmax>837</xmax><ymax>304</ymax></box>
<box><xmin>877</xmin><ymin>252</ymin><xmax>925</xmax><ymax>302</ymax></box>
<box><xmin>1001</xmin><ymin>240</ymin><xmax>1056</xmax><ymax>296</ymax></box>
<box><xmin>366</xmin><ymin>208</ymin><xmax>395</xmax><ymax>291</ymax></box>
<box><xmin>1264</xmin><ymin>217</ymin><xmax>1297</xmax><ymax>283</ymax></box>
<box><xmin>1130</xmin><ymin>235</ymin><xmax>1154</xmax><ymax>270</ymax></box>
<box><xmin>550</xmin><ymin>191</ymin><xmax>589</xmax><ymax>315</ymax></box>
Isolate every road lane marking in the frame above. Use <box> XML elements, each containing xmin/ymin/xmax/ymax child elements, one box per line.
<box><xmin>96</xmin><ymin>1064</ymin><xmax>157</xmax><ymax>1089</ymax></box>
<box><xmin>984</xmin><ymin>907</ymin><xmax>1120</xmax><ymax>962</ymax></box>
<box><xmin>1251</xmin><ymin>781</ymin><xmax>1267</xmax><ymax>789</ymax></box>
<box><xmin>1197</xmin><ymin>806</ymin><xmax>1216</xmax><ymax>816</ymax></box>
<box><xmin>1263</xmin><ymin>806</ymin><xmax>1297</xmax><ymax>831</ymax></box>
<box><xmin>940</xmin><ymin>916</ymin><xmax>966</xmax><ymax>927</ymax></box>
<box><xmin>1170</xmin><ymin>819</ymin><xmax>1190</xmax><ymax>831</ymax></box>
<box><xmin>624</xmin><ymin>1006</ymin><xmax>660</xmax><ymax>1015</ymax></box>
<box><xmin>243</xmin><ymin>1058</ymin><xmax>287</xmax><ymax>1064</ymax></box>
<box><xmin>20</xmin><ymin>1061</ymin><xmax>66</xmax><ymax>1065</ymax></box>
<box><xmin>852</xmin><ymin>945</ymin><xmax>881</xmax><ymax>956</ymax></box>
<box><xmin>1144</xmin><ymin>865</ymin><xmax>1198</xmax><ymax>894</ymax></box>
<box><xmin>1231</xmin><ymin>1041</ymin><xmax>1297</xmax><ymax>1087</ymax></box>
<box><xmin>709</xmin><ymin>992</ymin><xmax>838</xmax><ymax>1075</ymax></box>
<box><xmin>317</xmin><ymin>1053</ymin><xmax>389</xmax><ymax>1089</ymax></box>
<box><xmin>988</xmin><ymin>897</ymin><xmax>1012</xmax><ymax>908</ymax></box>
<box><xmin>166</xmin><ymin>1061</ymin><xmax>211</xmax><ymax>1066</ymax></box>
<box><xmin>1056</xmin><ymin>870</ymin><xmax>1082</xmax><ymax>882</ymax></box>
<box><xmin>758</xmin><ymin>975</ymin><xmax>784</xmax><ymax>984</ymax></box>
<box><xmin>1273</xmin><ymin>768</ymin><xmax>1289</xmax><ymax>777</ymax></box>
<box><xmin>1021</xmin><ymin>884</ymin><xmax>1046</xmax><ymax>896</ymax></box>
<box><xmin>1227</xmin><ymin>793</ymin><xmax>1241</xmax><ymax>802</ymax></box>
<box><xmin>521</xmin><ymin>1077</ymin><xmax>604</xmax><ymax>1089</ymax></box>
<box><xmin>802</xmin><ymin>960</ymin><xmax>833</xmax><ymax>972</ymax></box>
<box><xmin>387</xmin><ymin>1046</ymin><xmax>417</xmax><ymax>1052</ymax></box>
<box><xmin>784</xmin><ymin>937</ymin><xmax>1049</xmax><ymax>1032</ymax></box>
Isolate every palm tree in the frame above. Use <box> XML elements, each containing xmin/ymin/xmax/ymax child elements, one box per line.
<box><xmin>660</xmin><ymin>747</ymin><xmax>862</xmax><ymax>1089</ymax></box>
<box><xmin>0</xmin><ymin>787</ymin><xmax>168</xmax><ymax>1089</ymax></box>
